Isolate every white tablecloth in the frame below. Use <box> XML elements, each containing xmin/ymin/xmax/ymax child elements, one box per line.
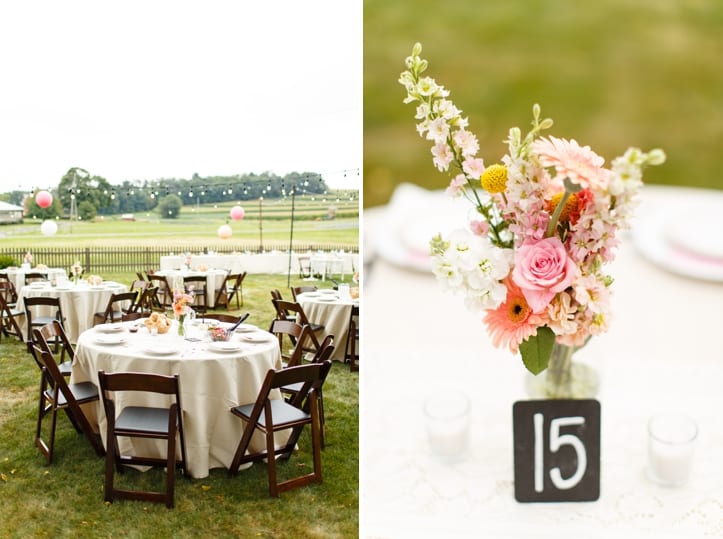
<box><xmin>155</xmin><ymin>269</ymin><xmax>228</xmax><ymax>308</ymax></box>
<box><xmin>361</xmin><ymin>185</ymin><xmax>723</xmax><ymax>538</ymax></box>
<box><xmin>17</xmin><ymin>281</ymin><xmax>129</xmax><ymax>342</ymax></box>
<box><xmin>72</xmin><ymin>321</ymin><xmax>284</xmax><ymax>479</ymax></box>
<box><xmin>0</xmin><ymin>267</ymin><xmax>67</xmax><ymax>291</ymax></box>
<box><xmin>297</xmin><ymin>291</ymin><xmax>358</xmax><ymax>361</ymax></box>
<box><xmin>160</xmin><ymin>254</ymin><xmax>243</xmax><ymax>273</ymax></box>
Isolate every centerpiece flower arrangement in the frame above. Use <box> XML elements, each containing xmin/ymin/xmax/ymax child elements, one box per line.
<box><xmin>70</xmin><ymin>261</ymin><xmax>83</xmax><ymax>284</ymax></box>
<box><xmin>399</xmin><ymin>43</ymin><xmax>665</xmax><ymax>397</ymax></box>
<box><xmin>23</xmin><ymin>251</ymin><xmax>33</xmax><ymax>267</ymax></box>
<box><xmin>172</xmin><ymin>289</ymin><xmax>194</xmax><ymax>336</ymax></box>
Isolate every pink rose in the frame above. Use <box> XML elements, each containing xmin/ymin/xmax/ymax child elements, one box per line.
<box><xmin>512</xmin><ymin>237</ymin><xmax>577</xmax><ymax>313</ymax></box>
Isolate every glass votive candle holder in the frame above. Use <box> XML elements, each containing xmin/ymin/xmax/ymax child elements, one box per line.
<box><xmin>647</xmin><ymin>413</ymin><xmax>698</xmax><ymax>487</ymax></box>
<box><xmin>423</xmin><ymin>391</ymin><xmax>470</xmax><ymax>461</ymax></box>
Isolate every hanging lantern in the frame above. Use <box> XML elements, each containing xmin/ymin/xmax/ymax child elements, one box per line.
<box><xmin>230</xmin><ymin>205</ymin><xmax>245</xmax><ymax>221</ymax></box>
<box><xmin>217</xmin><ymin>224</ymin><xmax>232</xmax><ymax>239</ymax></box>
<box><xmin>35</xmin><ymin>190</ymin><xmax>53</xmax><ymax>208</ymax></box>
<box><xmin>40</xmin><ymin>220</ymin><xmax>58</xmax><ymax>236</ymax></box>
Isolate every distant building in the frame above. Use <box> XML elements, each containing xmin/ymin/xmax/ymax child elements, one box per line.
<box><xmin>0</xmin><ymin>201</ymin><xmax>23</xmax><ymax>224</ymax></box>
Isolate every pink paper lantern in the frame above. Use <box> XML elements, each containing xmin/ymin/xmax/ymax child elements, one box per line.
<box><xmin>217</xmin><ymin>224</ymin><xmax>233</xmax><ymax>239</ymax></box>
<box><xmin>35</xmin><ymin>190</ymin><xmax>53</xmax><ymax>208</ymax></box>
<box><xmin>229</xmin><ymin>205</ymin><xmax>245</xmax><ymax>221</ymax></box>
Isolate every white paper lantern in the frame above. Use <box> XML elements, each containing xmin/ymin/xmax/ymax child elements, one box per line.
<box><xmin>217</xmin><ymin>224</ymin><xmax>232</xmax><ymax>239</ymax></box>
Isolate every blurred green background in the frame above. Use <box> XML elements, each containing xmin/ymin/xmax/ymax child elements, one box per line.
<box><xmin>363</xmin><ymin>0</ymin><xmax>723</xmax><ymax>207</ymax></box>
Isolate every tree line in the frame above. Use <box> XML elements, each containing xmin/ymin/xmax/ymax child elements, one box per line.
<box><xmin>2</xmin><ymin>169</ymin><xmax>330</xmax><ymax>221</ymax></box>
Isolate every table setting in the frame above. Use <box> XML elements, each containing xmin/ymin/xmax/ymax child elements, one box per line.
<box><xmin>72</xmin><ymin>315</ymin><xmax>285</xmax><ymax>479</ymax></box>
<box><xmin>360</xmin><ymin>43</ymin><xmax>723</xmax><ymax>538</ymax></box>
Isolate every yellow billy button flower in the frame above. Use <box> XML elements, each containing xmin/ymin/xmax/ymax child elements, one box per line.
<box><xmin>480</xmin><ymin>164</ymin><xmax>508</xmax><ymax>193</ymax></box>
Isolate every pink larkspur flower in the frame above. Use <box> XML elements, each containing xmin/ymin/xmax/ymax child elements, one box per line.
<box><xmin>462</xmin><ymin>157</ymin><xmax>485</xmax><ymax>178</ymax></box>
<box><xmin>431</xmin><ymin>142</ymin><xmax>454</xmax><ymax>171</ymax></box>
<box><xmin>532</xmin><ymin>136</ymin><xmax>610</xmax><ymax>190</ymax></box>
<box><xmin>446</xmin><ymin>174</ymin><xmax>467</xmax><ymax>196</ymax></box>
<box><xmin>453</xmin><ymin>129</ymin><xmax>479</xmax><ymax>157</ymax></box>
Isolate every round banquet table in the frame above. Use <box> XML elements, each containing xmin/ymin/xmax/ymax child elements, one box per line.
<box><xmin>361</xmin><ymin>184</ymin><xmax>723</xmax><ymax>538</ymax></box>
<box><xmin>0</xmin><ymin>266</ymin><xmax>67</xmax><ymax>292</ymax></box>
<box><xmin>297</xmin><ymin>290</ymin><xmax>358</xmax><ymax>361</ymax></box>
<box><xmin>72</xmin><ymin>320</ymin><xmax>284</xmax><ymax>479</ymax></box>
<box><xmin>17</xmin><ymin>280</ymin><xmax>129</xmax><ymax>343</ymax></box>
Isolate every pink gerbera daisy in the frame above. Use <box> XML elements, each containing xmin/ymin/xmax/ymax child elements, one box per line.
<box><xmin>483</xmin><ymin>277</ymin><xmax>542</xmax><ymax>353</ymax></box>
<box><xmin>532</xmin><ymin>135</ymin><xmax>610</xmax><ymax>190</ymax></box>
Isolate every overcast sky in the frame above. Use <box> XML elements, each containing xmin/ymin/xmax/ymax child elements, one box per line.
<box><xmin>0</xmin><ymin>1</ymin><xmax>361</xmax><ymax>193</ymax></box>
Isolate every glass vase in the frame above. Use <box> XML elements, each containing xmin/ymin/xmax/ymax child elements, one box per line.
<box><xmin>177</xmin><ymin>314</ymin><xmax>186</xmax><ymax>337</ymax></box>
<box><xmin>525</xmin><ymin>341</ymin><xmax>600</xmax><ymax>399</ymax></box>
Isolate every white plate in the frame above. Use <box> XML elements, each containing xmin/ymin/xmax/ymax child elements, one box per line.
<box><xmin>89</xmin><ymin>285</ymin><xmax>105</xmax><ymax>290</ymax></box>
<box><xmin>301</xmin><ymin>292</ymin><xmax>321</xmax><ymax>298</ymax></box>
<box><xmin>94</xmin><ymin>334</ymin><xmax>127</xmax><ymax>345</ymax></box>
<box><xmin>373</xmin><ymin>183</ymin><xmax>472</xmax><ymax>272</ymax></box>
<box><xmin>234</xmin><ymin>323</ymin><xmax>258</xmax><ymax>333</ymax></box>
<box><xmin>318</xmin><ymin>289</ymin><xmax>336</xmax><ymax>294</ymax></box>
<box><xmin>28</xmin><ymin>282</ymin><xmax>47</xmax><ymax>288</ymax></box>
<box><xmin>95</xmin><ymin>324</ymin><xmax>124</xmax><ymax>333</ymax></box>
<box><xmin>633</xmin><ymin>205</ymin><xmax>723</xmax><ymax>282</ymax></box>
<box><xmin>664</xmin><ymin>200</ymin><xmax>723</xmax><ymax>260</ymax></box>
<box><xmin>240</xmin><ymin>333</ymin><xmax>270</xmax><ymax>343</ymax></box>
<box><xmin>317</xmin><ymin>296</ymin><xmax>338</xmax><ymax>302</ymax></box>
<box><xmin>141</xmin><ymin>345</ymin><xmax>179</xmax><ymax>356</ymax></box>
<box><xmin>208</xmin><ymin>341</ymin><xmax>243</xmax><ymax>353</ymax></box>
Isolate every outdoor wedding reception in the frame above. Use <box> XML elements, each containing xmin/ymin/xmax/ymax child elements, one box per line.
<box><xmin>0</xmin><ymin>1</ymin><xmax>360</xmax><ymax>537</ymax></box>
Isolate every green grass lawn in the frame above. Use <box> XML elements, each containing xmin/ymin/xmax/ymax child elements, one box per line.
<box><xmin>0</xmin><ymin>273</ymin><xmax>358</xmax><ymax>538</ymax></box>
<box><xmin>364</xmin><ymin>0</ymin><xmax>723</xmax><ymax>207</ymax></box>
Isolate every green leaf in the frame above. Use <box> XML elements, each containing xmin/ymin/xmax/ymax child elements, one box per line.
<box><xmin>520</xmin><ymin>326</ymin><xmax>555</xmax><ymax>375</ymax></box>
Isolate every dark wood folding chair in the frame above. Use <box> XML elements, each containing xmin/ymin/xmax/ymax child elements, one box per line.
<box><xmin>346</xmin><ymin>304</ymin><xmax>359</xmax><ymax>372</ymax></box>
<box><xmin>132</xmin><ymin>286</ymin><xmax>162</xmax><ymax>316</ymax></box>
<box><xmin>24</xmin><ymin>272</ymin><xmax>47</xmax><ymax>285</ymax></box>
<box><xmin>269</xmin><ymin>319</ymin><xmax>311</xmax><ymax>368</ymax></box>
<box><xmin>0</xmin><ymin>275</ymin><xmax>19</xmax><ymax>307</ymax></box>
<box><xmin>93</xmin><ymin>291</ymin><xmax>139</xmax><ymax>327</ymax></box>
<box><xmin>183</xmin><ymin>275</ymin><xmax>207</xmax><ymax>315</ymax></box>
<box><xmin>30</xmin><ymin>324</ymin><xmax>105</xmax><ymax>464</ymax></box>
<box><xmin>214</xmin><ymin>272</ymin><xmax>247</xmax><ymax>310</ymax></box>
<box><xmin>34</xmin><ymin>319</ymin><xmax>75</xmax><ymax>377</ymax></box>
<box><xmin>98</xmin><ymin>370</ymin><xmax>188</xmax><ymax>509</ymax></box>
<box><xmin>24</xmin><ymin>296</ymin><xmax>65</xmax><ymax>350</ymax></box>
<box><xmin>0</xmin><ymin>281</ymin><xmax>24</xmax><ymax>342</ymax></box>
<box><xmin>290</xmin><ymin>285</ymin><xmax>318</xmax><ymax>301</ymax></box>
<box><xmin>272</xmin><ymin>299</ymin><xmax>324</xmax><ymax>354</ymax></box>
<box><xmin>281</xmin><ymin>336</ymin><xmax>335</xmax><ymax>447</ymax></box>
<box><xmin>228</xmin><ymin>363</ymin><xmax>324</xmax><ymax>497</ymax></box>
<box><xmin>147</xmin><ymin>274</ymin><xmax>172</xmax><ymax>309</ymax></box>
<box><xmin>135</xmin><ymin>271</ymin><xmax>146</xmax><ymax>282</ymax></box>
<box><xmin>202</xmin><ymin>313</ymin><xmax>242</xmax><ymax>324</ymax></box>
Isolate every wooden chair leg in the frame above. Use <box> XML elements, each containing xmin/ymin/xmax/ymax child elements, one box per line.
<box><xmin>165</xmin><ymin>426</ymin><xmax>177</xmax><ymax>508</ymax></box>
<box><xmin>266</xmin><ymin>423</ymin><xmax>278</xmax><ymax>497</ymax></box>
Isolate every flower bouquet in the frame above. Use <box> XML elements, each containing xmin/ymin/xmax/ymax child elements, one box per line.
<box><xmin>70</xmin><ymin>261</ymin><xmax>83</xmax><ymax>284</ymax></box>
<box><xmin>399</xmin><ymin>43</ymin><xmax>665</xmax><ymax>394</ymax></box>
<box><xmin>172</xmin><ymin>289</ymin><xmax>194</xmax><ymax>336</ymax></box>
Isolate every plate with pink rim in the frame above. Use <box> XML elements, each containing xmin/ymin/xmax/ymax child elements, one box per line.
<box><xmin>94</xmin><ymin>334</ymin><xmax>127</xmax><ymax>345</ymax></box>
<box><xmin>95</xmin><ymin>323</ymin><xmax>124</xmax><ymax>333</ymax></box>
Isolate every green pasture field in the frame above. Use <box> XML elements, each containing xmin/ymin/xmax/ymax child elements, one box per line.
<box><xmin>364</xmin><ymin>0</ymin><xmax>723</xmax><ymax>207</ymax></box>
<box><xmin>0</xmin><ymin>196</ymin><xmax>359</xmax><ymax>249</ymax></box>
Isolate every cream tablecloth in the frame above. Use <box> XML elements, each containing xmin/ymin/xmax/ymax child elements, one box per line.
<box><xmin>361</xmin><ymin>185</ymin><xmax>723</xmax><ymax>538</ymax></box>
<box><xmin>17</xmin><ymin>281</ymin><xmax>129</xmax><ymax>342</ymax></box>
<box><xmin>160</xmin><ymin>252</ymin><xmax>358</xmax><ymax>276</ymax></box>
<box><xmin>297</xmin><ymin>291</ymin><xmax>358</xmax><ymax>361</ymax></box>
<box><xmin>72</xmin><ymin>321</ymin><xmax>284</xmax><ymax>479</ymax></box>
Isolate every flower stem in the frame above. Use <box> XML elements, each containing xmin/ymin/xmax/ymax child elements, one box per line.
<box><xmin>545</xmin><ymin>189</ymin><xmax>571</xmax><ymax>238</ymax></box>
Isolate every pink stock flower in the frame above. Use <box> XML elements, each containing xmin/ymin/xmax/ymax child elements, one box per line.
<box><xmin>469</xmin><ymin>219</ymin><xmax>489</xmax><ymax>236</ymax></box>
<box><xmin>512</xmin><ymin>237</ymin><xmax>578</xmax><ymax>313</ymax></box>
<box><xmin>446</xmin><ymin>174</ymin><xmax>467</xmax><ymax>196</ymax></box>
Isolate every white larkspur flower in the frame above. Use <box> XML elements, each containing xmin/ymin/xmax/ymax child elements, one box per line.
<box><xmin>426</xmin><ymin>117</ymin><xmax>450</xmax><ymax>143</ymax></box>
<box><xmin>431</xmin><ymin>142</ymin><xmax>454</xmax><ymax>171</ymax></box>
<box><xmin>453</xmin><ymin>129</ymin><xmax>479</xmax><ymax>157</ymax></box>
<box><xmin>416</xmin><ymin>76</ymin><xmax>439</xmax><ymax>96</ymax></box>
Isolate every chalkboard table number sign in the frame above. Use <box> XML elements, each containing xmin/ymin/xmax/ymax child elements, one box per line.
<box><xmin>513</xmin><ymin>399</ymin><xmax>601</xmax><ymax>502</ymax></box>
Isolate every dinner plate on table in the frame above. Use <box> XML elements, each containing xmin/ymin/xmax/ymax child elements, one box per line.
<box><xmin>317</xmin><ymin>296</ymin><xmax>338</xmax><ymax>302</ymax></box>
<box><xmin>94</xmin><ymin>334</ymin><xmax>127</xmax><ymax>345</ymax></box>
<box><xmin>632</xmin><ymin>193</ymin><xmax>723</xmax><ymax>282</ymax></box>
<box><xmin>208</xmin><ymin>341</ymin><xmax>243</xmax><ymax>353</ymax></box>
<box><xmin>240</xmin><ymin>333</ymin><xmax>271</xmax><ymax>344</ymax></box>
<box><xmin>301</xmin><ymin>292</ymin><xmax>321</xmax><ymax>298</ymax></box>
<box><xmin>95</xmin><ymin>323</ymin><xmax>124</xmax><ymax>333</ymax></box>
<box><xmin>234</xmin><ymin>323</ymin><xmax>257</xmax><ymax>333</ymax></box>
<box><xmin>318</xmin><ymin>289</ymin><xmax>337</xmax><ymax>295</ymax></box>
<box><xmin>141</xmin><ymin>345</ymin><xmax>179</xmax><ymax>356</ymax></box>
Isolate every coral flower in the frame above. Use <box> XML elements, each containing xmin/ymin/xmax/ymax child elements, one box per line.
<box><xmin>483</xmin><ymin>278</ymin><xmax>541</xmax><ymax>353</ymax></box>
<box><xmin>532</xmin><ymin>136</ymin><xmax>610</xmax><ymax>190</ymax></box>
